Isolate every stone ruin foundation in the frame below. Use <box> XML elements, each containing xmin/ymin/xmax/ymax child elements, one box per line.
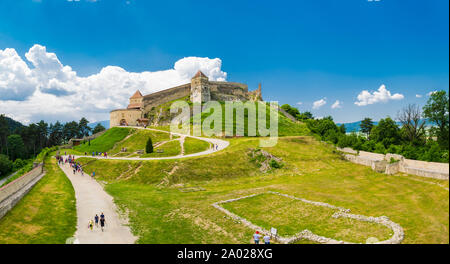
<box><xmin>212</xmin><ymin>191</ymin><xmax>404</xmax><ymax>244</ymax></box>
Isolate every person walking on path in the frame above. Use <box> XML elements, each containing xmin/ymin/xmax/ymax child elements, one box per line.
<box><xmin>100</xmin><ymin>217</ymin><xmax>106</xmax><ymax>232</ymax></box>
<box><xmin>253</xmin><ymin>231</ymin><xmax>261</xmax><ymax>244</ymax></box>
<box><xmin>94</xmin><ymin>214</ymin><xmax>99</xmax><ymax>227</ymax></box>
<box><xmin>88</xmin><ymin>220</ymin><xmax>94</xmax><ymax>231</ymax></box>
<box><xmin>263</xmin><ymin>235</ymin><xmax>271</xmax><ymax>244</ymax></box>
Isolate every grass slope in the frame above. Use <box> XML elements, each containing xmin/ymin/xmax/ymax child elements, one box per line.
<box><xmin>76</xmin><ymin>135</ymin><xmax>449</xmax><ymax>244</ymax></box>
<box><xmin>183</xmin><ymin>137</ymin><xmax>211</xmax><ymax>155</ymax></box>
<box><xmin>74</xmin><ymin>127</ymin><xmax>132</xmax><ymax>153</ymax></box>
<box><xmin>194</xmin><ymin>101</ymin><xmax>309</xmax><ymax>137</ymax></box>
<box><xmin>0</xmin><ymin>156</ymin><xmax>76</xmax><ymax>244</ymax></box>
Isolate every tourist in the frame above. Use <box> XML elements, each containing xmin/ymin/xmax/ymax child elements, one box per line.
<box><xmin>100</xmin><ymin>217</ymin><xmax>106</xmax><ymax>232</ymax></box>
<box><xmin>253</xmin><ymin>231</ymin><xmax>261</xmax><ymax>244</ymax></box>
<box><xmin>92</xmin><ymin>171</ymin><xmax>95</xmax><ymax>178</ymax></box>
<box><xmin>263</xmin><ymin>235</ymin><xmax>271</xmax><ymax>244</ymax></box>
<box><xmin>94</xmin><ymin>214</ymin><xmax>99</xmax><ymax>227</ymax></box>
<box><xmin>88</xmin><ymin>220</ymin><xmax>94</xmax><ymax>231</ymax></box>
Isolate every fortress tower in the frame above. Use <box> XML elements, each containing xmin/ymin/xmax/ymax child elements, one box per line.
<box><xmin>190</xmin><ymin>70</ymin><xmax>211</xmax><ymax>104</ymax></box>
<box><xmin>128</xmin><ymin>90</ymin><xmax>144</xmax><ymax>109</ymax></box>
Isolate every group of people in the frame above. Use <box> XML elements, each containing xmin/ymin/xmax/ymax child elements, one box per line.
<box><xmin>253</xmin><ymin>231</ymin><xmax>271</xmax><ymax>244</ymax></box>
<box><xmin>57</xmin><ymin>154</ymin><xmax>84</xmax><ymax>176</ymax></box>
<box><xmin>88</xmin><ymin>212</ymin><xmax>107</xmax><ymax>232</ymax></box>
<box><xmin>91</xmin><ymin>151</ymin><xmax>108</xmax><ymax>158</ymax></box>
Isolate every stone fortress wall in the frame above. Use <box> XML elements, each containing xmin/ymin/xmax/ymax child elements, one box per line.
<box><xmin>338</xmin><ymin>148</ymin><xmax>449</xmax><ymax>180</ymax></box>
<box><xmin>110</xmin><ymin>71</ymin><xmax>262</xmax><ymax>128</ymax></box>
<box><xmin>0</xmin><ymin>164</ymin><xmax>45</xmax><ymax>219</ymax></box>
<box><xmin>142</xmin><ymin>83</ymin><xmax>191</xmax><ymax>112</ymax></box>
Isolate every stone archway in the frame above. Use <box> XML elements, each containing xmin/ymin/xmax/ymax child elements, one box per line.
<box><xmin>120</xmin><ymin>119</ymin><xmax>128</xmax><ymax>126</ymax></box>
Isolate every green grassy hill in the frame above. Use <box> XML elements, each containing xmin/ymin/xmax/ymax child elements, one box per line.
<box><xmin>76</xmin><ymin>135</ymin><xmax>449</xmax><ymax>244</ymax></box>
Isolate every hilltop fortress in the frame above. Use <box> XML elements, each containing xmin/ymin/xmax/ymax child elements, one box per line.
<box><xmin>110</xmin><ymin>71</ymin><xmax>262</xmax><ymax>127</ymax></box>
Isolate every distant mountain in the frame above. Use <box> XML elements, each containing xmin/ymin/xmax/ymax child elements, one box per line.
<box><xmin>337</xmin><ymin>119</ymin><xmax>434</xmax><ymax>133</ymax></box>
<box><xmin>88</xmin><ymin>120</ymin><xmax>110</xmax><ymax>130</ymax></box>
<box><xmin>0</xmin><ymin>115</ymin><xmax>25</xmax><ymax>132</ymax></box>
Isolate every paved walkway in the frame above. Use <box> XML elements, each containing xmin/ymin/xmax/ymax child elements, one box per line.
<box><xmin>59</xmin><ymin>160</ymin><xmax>137</xmax><ymax>244</ymax></box>
<box><xmin>73</xmin><ymin>126</ymin><xmax>230</xmax><ymax>161</ymax></box>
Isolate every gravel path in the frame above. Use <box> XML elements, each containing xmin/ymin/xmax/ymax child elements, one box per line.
<box><xmin>58</xmin><ymin>161</ymin><xmax>137</xmax><ymax>244</ymax></box>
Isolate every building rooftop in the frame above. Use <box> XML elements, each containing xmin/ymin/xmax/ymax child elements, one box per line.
<box><xmin>192</xmin><ymin>70</ymin><xmax>208</xmax><ymax>79</ymax></box>
<box><xmin>130</xmin><ymin>90</ymin><xmax>143</xmax><ymax>99</ymax></box>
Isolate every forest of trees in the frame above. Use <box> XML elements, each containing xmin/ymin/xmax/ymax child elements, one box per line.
<box><xmin>0</xmin><ymin>116</ymin><xmax>105</xmax><ymax>177</ymax></box>
<box><xmin>282</xmin><ymin>90</ymin><xmax>449</xmax><ymax>163</ymax></box>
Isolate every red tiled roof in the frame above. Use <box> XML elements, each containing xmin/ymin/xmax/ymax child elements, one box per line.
<box><xmin>127</xmin><ymin>103</ymin><xmax>142</xmax><ymax>109</ymax></box>
<box><xmin>130</xmin><ymin>90</ymin><xmax>143</xmax><ymax>99</ymax></box>
<box><xmin>192</xmin><ymin>70</ymin><xmax>208</xmax><ymax>79</ymax></box>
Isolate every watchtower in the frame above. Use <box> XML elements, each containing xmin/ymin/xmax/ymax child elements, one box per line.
<box><xmin>190</xmin><ymin>70</ymin><xmax>210</xmax><ymax>104</ymax></box>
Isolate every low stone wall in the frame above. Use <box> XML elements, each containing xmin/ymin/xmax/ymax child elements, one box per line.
<box><xmin>212</xmin><ymin>191</ymin><xmax>404</xmax><ymax>244</ymax></box>
<box><xmin>0</xmin><ymin>164</ymin><xmax>44</xmax><ymax>219</ymax></box>
<box><xmin>338</xmin><ymin>148</ymin><xmax>449</xmax><ymax>180</ymax></box>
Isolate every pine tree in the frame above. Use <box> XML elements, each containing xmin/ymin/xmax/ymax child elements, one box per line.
<box><xmin>146</xmin><ymin>137</ymin><xmax>153</xmax><ymax>153</ymax></box>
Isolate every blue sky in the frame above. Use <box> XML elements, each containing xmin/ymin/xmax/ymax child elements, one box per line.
<box><xmin>0</xmin><ymin>0</ymin><xmax>448</xmax><ymax>124</ymax></box>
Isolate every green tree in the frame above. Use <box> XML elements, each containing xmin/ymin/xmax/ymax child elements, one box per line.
<box><xmin>48</xmin><ymin>121</ymin><xmax>64</xmax><ymax>146</ymax></box>
<box><xmin>298</xmin><ymin>111</ymin><xmax>313</xmax><ymax>121</ymax></box>
<box><xmin>0</xmin><ymin>154</ymin><xmax>13</xmax><ymax>177</ymax></box>
<box><xmin>0</xmin><ymin>115</ymin><xmax>10</xmax><ymax>156</ymax></box>
<box><xmin>7</xmin><ymin>134</ymin><xmax>26</xmax><ymax>161</ymax></box>
<box><xmin>63</xmin><ymin>121</ymin><xmax>79</xmax><ymax>142</ymax></box>
<box><xmin>78</xmin><ymin>117</ymin><xmax>92</xmax><ymax>138</ymax></box>
<box><xmin>36</xmin><ymin>120</ymin><xmax>48</xmax><ymax>149</ymax></box>
<box><xmin>360</xmin><ymin>118</ymin><xmax>374</xmax><ymax>137</ymax></box>
<box><xmin>92</xmin><ymin>123</ymin><xmax>106</xmax><ymax>134</ymax></box>
<box><xmin>146</xmin><ymin>137</ymin><xmax>153</xmax><ymax>154</ymax></box>
<box><xmin>423</xmin><ymin>90</ymin><xmax>449</xmax><ymax>149</ymax></box>
<box><xmin>281</xmin><ymin>104</ymin><xmax>301</xmax><ymax>119</ymax></box>
<box><xmin>370</xmin><ymin>117</ymin><xmax>401</xmax><ymax>148</ymax></box>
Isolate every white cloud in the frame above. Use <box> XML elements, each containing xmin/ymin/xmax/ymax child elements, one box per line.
<box><xmin>296</xmin><ymin>101</ymin><xmax>303</xmax><ymax>105</ymax></box>
<box><xmin>312</xmin><ymin>98</ymin><xmax>326</xmax><ymax>109</ymax></box>
<box><xmin>354</xmin><ymin>84</ymin><xmax>404</xmax><ymax>106</ymax></box>
<box><xmin>415</xmin><ymin>94</ymin><xmax>422</xmax><ymax>98</ymax></box>
<box><xmin>0</xmin><ymin>44</ymin><xmax>228</xmax><ymax>124</ymax></box>
<box><xmin>331</xmin><ymin>100</ymin><xmax>342</xmax><ymax>109</ymax></box>
<box><xmin>0</xmin><ymin>48</ymin><xmax>37</xmax><ymax>100</ymax></box>
<box><xmin>427</xmin><ymin>91</ymin><xmax>437</xmax><ymax>96</ymax></box>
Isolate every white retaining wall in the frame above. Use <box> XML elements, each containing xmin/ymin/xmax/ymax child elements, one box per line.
<box><xmin>338</xmin><ymin>148</ymin><xmax>449</xmax><ymax>180</ymax></box>
<box><xmin>0</xmin><ymin>164</ymin><xmax>44</xmax><ymax>219</ymax></box>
